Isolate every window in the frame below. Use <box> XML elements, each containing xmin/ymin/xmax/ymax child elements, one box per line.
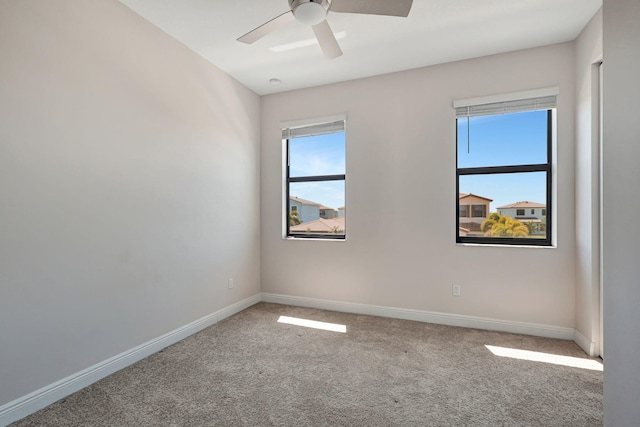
<box><xmin>455</xmin><ymin>90</ymin><xmax>555</xmax><ymax>245</ymax></box>
<box><xmin>472</xmin><ymin>205</ymin><xmax>486</xmax><ymax>218</ymax></box>
<box><xmin>459</xmin><ymin>205</ymin><xmax>469</xmax><ymax>217</ymax></box>
<box><xmin>283</xmin><ymin>117</ymin><xmax>346</xmax><ymax>239</ymax></box>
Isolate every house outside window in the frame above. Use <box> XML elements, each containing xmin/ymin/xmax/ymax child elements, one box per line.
<box><xmin>455</xmin><ymin>89</ymin><xmax>555</xmax><ymax>246</ymax></box>
<box><xmin>283</xmin><ymin>116</ymin><xmax>346</xmax><ymax>239</ymax></box>
<box><xmin>497</xmin><ymin>201</ymin><xmax>547</xmax><ymax>236</ymax></box>
<box><xmin>458</xmin><ymin>193</ymin><xmax>492</xmax><ymax>234</ymax></box>
<box><xmin>289</xmin><ymin>196</ymin><xmax>321</xmax><ymax>224</ymax></box>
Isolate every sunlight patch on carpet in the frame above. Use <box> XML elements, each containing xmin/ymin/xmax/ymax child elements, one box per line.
<box><xmin>277</xmin><ymin>316</ymin><xmax>347</xmax><ymax>333</ymax></box>
<box><xmin>485</xmin><ymin>345</ymin><xmax>603</xmax><ymax>371</ymax></box>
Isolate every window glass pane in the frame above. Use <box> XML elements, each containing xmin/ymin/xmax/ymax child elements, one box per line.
<box><xmin>289</xmin><ymin>181</ymin><xmax>345</xmax><ymax>236</ymax></box>
<box><xmin>289</xmin><ymin>132</ymin><xmax>346</xmax><ymax>177</ymax></box>
<box><xmin>472</xmin><ymin>205</ymin><xmax>486</xmax><ymax>218</ymax></box>
<box><xmin>459</xmin><ymin>172</ymin><xmax>547</xmax><ymax>239</ymax></box>
<box><xmin>457</xmin><ymin>110</ymin><xmax>547</xmax><ymax>168</ymax></box>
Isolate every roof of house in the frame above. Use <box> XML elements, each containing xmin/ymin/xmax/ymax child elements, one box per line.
<box><xmin>459</xmin><ymin>193</ymin><xmax>493</xmax><ymax>202</ymax></box>
<box><xmin>497</xmin><ymin>201</ymin><xmax>546</xmax><ymax>209</ymax></box>
<box><xmin>289</xmin><ymin>196</ymin><xmax>321</xmax><ymax>206</ymax></box>
<box><xmin>290</xmin><ymin>217</ymin><xmax>345</xmax><ymax>233</ymax></box>
<box><xmin>319</xmin><ymin>205</ymin><xmax>336</xmax><ymax>211</ymax></box>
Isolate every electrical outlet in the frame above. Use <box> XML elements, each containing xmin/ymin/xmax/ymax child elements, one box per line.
<box><xmin>228</xmin><ymin>278</ymin><xmax>234</xmax><ymax>290</ymax></box>
<box><xmin>452</xmin><ymin>284</ymin><xmax>461</xmax><ymax>297</ymax></box>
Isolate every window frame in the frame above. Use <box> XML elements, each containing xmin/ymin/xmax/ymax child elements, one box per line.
<box><xmin>283</xmin><ymin>118</ymin><xmax>346</xmax><ymax>240</ymax></box>
<box><xmin>455</xmin><ymin>109</ymin><xmax>553</xmax><ymax>246</ymax></box>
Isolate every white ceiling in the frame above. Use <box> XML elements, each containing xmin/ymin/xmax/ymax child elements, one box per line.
<box><xmin>119</xmin><ymin>0</ymin><xmax>601</xmax><ymax>95</ymax></box>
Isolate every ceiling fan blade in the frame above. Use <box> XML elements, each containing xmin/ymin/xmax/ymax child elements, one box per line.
<box><xmin>237</xmin><ymin>11</ymin><xmax>295</xmax><ymax>44</ymax></box>
<box><xmin>312</xmin><ymin>19</ymin><xmax>343</xmax><ymax>59</ymax></box>
<box><xmin>329</xmin><ymin>0</ymin><xmax>413</xmax><ymax>17</ymax></box>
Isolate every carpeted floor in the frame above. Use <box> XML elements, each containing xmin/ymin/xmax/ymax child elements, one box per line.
<box><xmin>12</xmin><ymin>303</ymin><xmax>603</xmax><ymax>426</ymax></box>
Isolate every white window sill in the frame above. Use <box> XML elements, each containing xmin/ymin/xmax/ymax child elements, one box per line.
<box><xmin>285</xmin><ymin>237</ymin><xmax>346</xmax><ymax>242</ymax></box>
<box><xmin>456</xmin><ymin>243</ymin><xmax>556</xmax><ymax>249</ymax></box>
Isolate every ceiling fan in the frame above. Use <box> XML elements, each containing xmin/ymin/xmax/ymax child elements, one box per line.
<box><xmin>237</xmin><ymin>0</ymin><xmax>414</xmax><ymax>59</ymax></box>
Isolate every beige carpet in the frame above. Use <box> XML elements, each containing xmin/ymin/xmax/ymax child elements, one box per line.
<box><xmin>12</xmin><ymin>302</ymin><xmax>603</xmax><ymax>426</ymax></box>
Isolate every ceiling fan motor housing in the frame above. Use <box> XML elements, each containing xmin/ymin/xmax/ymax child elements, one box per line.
<box><xmin>289</xmin><ymin>0</ymin><xmax>331</xmax><ymax>26</ymax></box>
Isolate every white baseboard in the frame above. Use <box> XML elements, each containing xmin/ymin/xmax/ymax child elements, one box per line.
<box><xmin>0</xmin><ymin>294</ymin><xmax>261</xmax><ymax>427</ymax></box>
<box><xmin>261</xmin><ymin>293</ymin><xmax>575</xmax><ymax>341</ymax></box>
<box><xmin>574</xmin><ymin>329</ymin><xmax>598</xmax><ymax>357</ymax></box>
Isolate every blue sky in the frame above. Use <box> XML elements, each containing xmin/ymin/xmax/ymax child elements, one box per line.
<box><xmin>457</xmin><ymin>110</ymin><xmax>548</xmax><ymax>211</ymax></box>
<box><xmin>287</xmin><ymin>110</ymin><xmax>548</xmax><ymax>212</ymax></box>
<box><xmin>289</xmin><ymin>132</ymin><xmax>346</xmax><ymax>209</ymax></box>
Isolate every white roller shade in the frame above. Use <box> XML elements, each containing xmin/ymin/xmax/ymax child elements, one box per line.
<box><xmin>282</xmin><ymin>116</ymin><xmax>345</xmax><ymax>139</ymax></box>
<box><xmin>454</xmin><ymin>88</ymin><xmax>558</xmax><ymax>118</ymax></box>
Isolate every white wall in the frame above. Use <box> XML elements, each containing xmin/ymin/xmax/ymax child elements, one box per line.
<box><xmin>0</xmin><ymin>0</ymin><xmax>261</xmax><ymax>406</ymax></box>
<box><xmin>261</xmin><ymin>43</ymin><xmax>576</xmax><ymax>328</ymax></box>
<box><xmin>574</xmin><ymin>8</ymin><xmax>603</xmax><ymax>356</ymax></box>
<box><xmin>602</xmin><ymin>0</ymin><xmax>640</xmax><ymax>424</ymax></box>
